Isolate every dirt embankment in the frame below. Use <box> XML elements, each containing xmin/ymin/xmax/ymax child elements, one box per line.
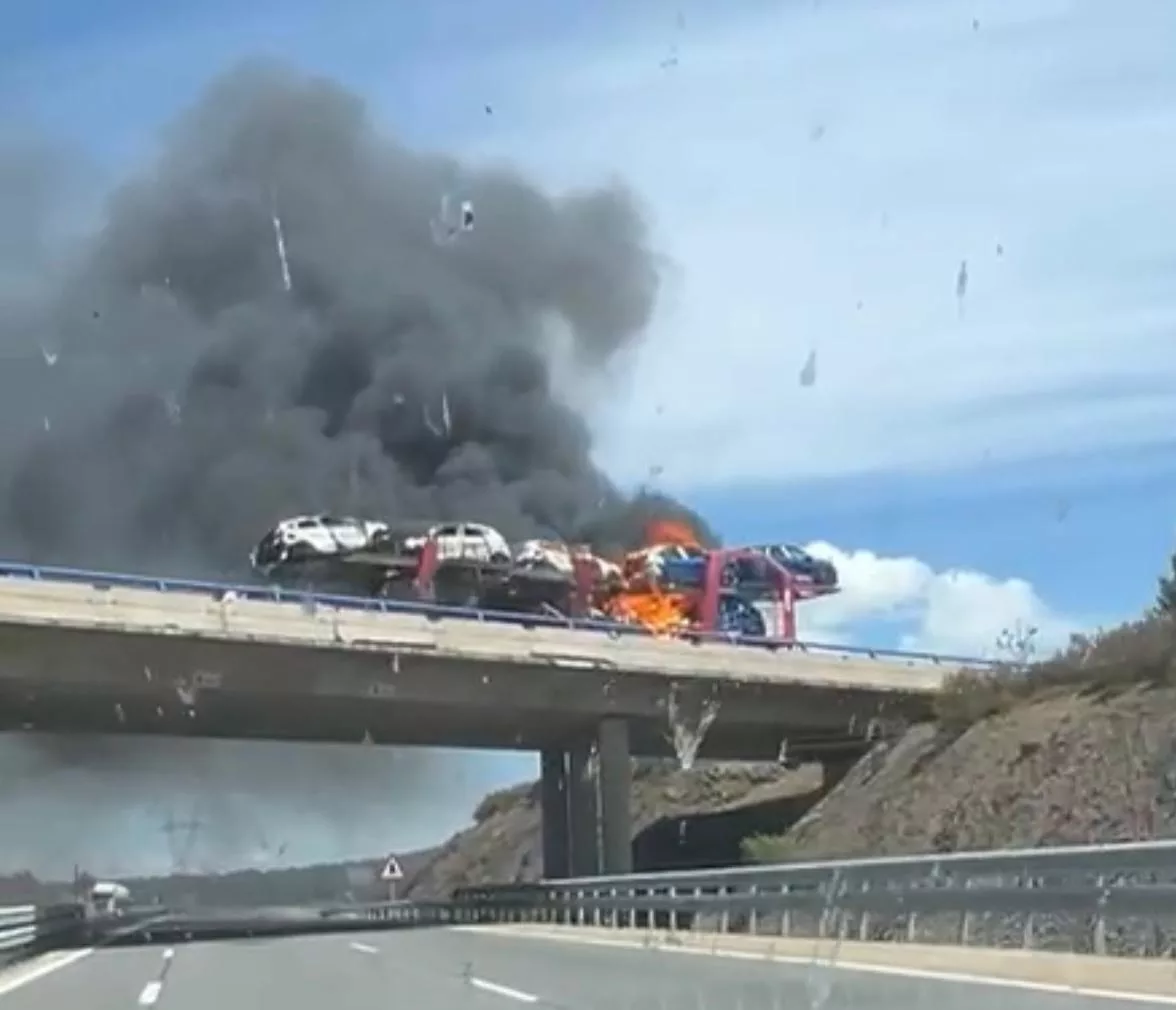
<box><xmin>747</xmin><ymin>689</ymin><xmax>1167</xmax><ymax>862</ymax></box>
<box><xmin>746</xmin><ymin>616</ymin><xmax>1176</xmax><ymax>862</ymax></box>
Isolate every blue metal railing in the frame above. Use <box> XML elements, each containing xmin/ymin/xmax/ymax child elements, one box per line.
<box><xmin>0</xmin><ymin>559</ymin><xmax>996</xmax><ymax>667</ymax></box>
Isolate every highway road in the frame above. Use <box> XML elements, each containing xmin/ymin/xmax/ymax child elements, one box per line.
<box><xmin>0</xmin><ymin>926</ymin><xmax>1168</xmax><ymax>1009</ymax></box>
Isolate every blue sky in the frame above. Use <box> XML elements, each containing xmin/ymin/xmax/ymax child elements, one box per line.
<box><xmin>3</xmin><ymin>0</ymin><xmax>1176</xmax><ymax>876</ymax></box>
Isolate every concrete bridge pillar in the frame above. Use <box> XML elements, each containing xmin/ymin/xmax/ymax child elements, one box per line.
<box><xmin>597</xmin><ymin>717</ymin><xmax>633</xmax><ymax>875</ymax></box>
<box><xmin>539</xmin><ymin>749</ymin><xmax>570</xmax><ymax>878</ymax></box>
<box><xmin>567</xmin><ymin>743</ymin><xmax>599</xmax><ymax>877</ymax></box>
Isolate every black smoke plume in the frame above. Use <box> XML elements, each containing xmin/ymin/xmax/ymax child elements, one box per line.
<box><xmin>0</xmin><ymin>60</ymin><xmax>713</xmax><ymax>575</ymax></box>
<box><xmin>0</xmin><ymin>61</ymin><xmax>713</xmax><ymax>874</ymax></box>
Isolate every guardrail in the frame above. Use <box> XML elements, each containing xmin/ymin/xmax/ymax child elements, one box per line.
<box><xmin>94</xmin><ymin>902</ymin><xmax>470</xmax><ymax>946</ymax></box>
<box><xmin>0</xmin><ymin>903</ymin><xmax>87</xmax><ymax>967</ymax></box>
<box><xmin>326</xmin><ymin>900</ymin><xmax>490</xmax><ymax>927</ymax></box>
<box><xmin>450</xmin><ymin>839</ymin><xmax>1176</xmax><ymax>957</ymax></box>
<box><xmin>0</xmin><ymin>559</ymin><xmax>995</xmax><ymax>668</ymax></box>
<box><xmin>42</xmin><ymin>840</ymin><xmax>1176</xmax><ymax>963</ymax></box>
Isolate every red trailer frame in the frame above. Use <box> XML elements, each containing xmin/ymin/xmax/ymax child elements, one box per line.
<box><xmin>698</xmin><ymin>548</ymin><xmax>838</xmax><ymax>641</ymax></box>
<box><xmin>414</xmin><ymin>538</ymin><xmax>440</xmax><ymax>598</ymax></box>
<box><xmin>413</xmin><ymin>534</ymin><xmax>837</xmax><ymax>643</ymax></box>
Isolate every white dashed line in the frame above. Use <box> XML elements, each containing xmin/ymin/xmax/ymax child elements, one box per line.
<box><xmin>137</xmin><ymin>979</ymin><xmax>163</xmax><ymax>1006</ymax></box>
<box><xmin>469</xmin><ymin>977</ymin><xmax>539</xmax><ymax>1003</ymax></box>
<box><xmin>349</xmin><ymin>942</ymin><xmax>379</xmax><ymax>955</ymax></box>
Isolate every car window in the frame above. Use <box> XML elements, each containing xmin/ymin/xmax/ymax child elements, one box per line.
<box><xmin>295</xmin><ymin>518</ymin><xmax>318</xmax><ymax>529</ymax></box>
<box><xmin>434</xmin><ymin>524</ymin><xmax>461</xmax><ymax>537</ymax></box>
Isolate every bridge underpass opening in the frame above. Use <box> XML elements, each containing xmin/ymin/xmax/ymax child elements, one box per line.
<box><xmin>538</xmin><ymin>728</ymin><xmax>866</xmax><ymax>880</ymax></box>
<box><xmin>632</xmin><ymin>790</ymin><xmax>826</xmax><ymax>873</ymax></box>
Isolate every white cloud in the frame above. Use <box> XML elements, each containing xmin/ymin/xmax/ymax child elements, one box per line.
<box><xmin>454</xmin><ymin>0</ymin><xmax>1176</xmax><ymax>489</ymax></box>
<box><xmin>793</xmin><ymin>541</ymin><xmax>1083</xmax><ymax>659</ymax></box>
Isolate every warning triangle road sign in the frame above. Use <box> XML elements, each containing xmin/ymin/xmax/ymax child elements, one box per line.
<box><xmin>379</xmin><ymin>855</ymin><xmax>403</xmax><ymax>881</ymax></box>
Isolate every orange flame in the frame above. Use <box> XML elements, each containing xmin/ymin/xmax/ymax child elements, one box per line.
<box><xmin>645</xmin><ymin>519</ymin><xmax>700</xmax><ymax>548</ymax></box>
<box><xmin>606</xmin><ymin>590</ymin><xmax>692</xmax><ymax>635</ymax></box>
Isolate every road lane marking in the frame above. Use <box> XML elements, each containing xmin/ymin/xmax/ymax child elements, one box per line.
<box><xmin>137</xmin><ymin>980</ymin><xmax>163</xmax><ymax>1006</ymax></box>
<box><xmin>456</xmin><ymin>927</ymin><xmax>1176</xmax><ymax>1006</ymax></box>
<box><xmin>0</xmin><ymin>916</ymin><xmax>168</xmax><ymax>998</ymax></box>
<box><xmin>469</xmin><ymin>977</ymin><xmax>539</xmax><ymax>1003</ymax></box>
<box><xmin>0</xmin><ymin>948</ymin><xmax>95</xmax><ymax>996</ymax></box>
<box><xmin>349</xmin><ymin>942</ymin><xmax>379</xmax><ymax>954</ymax></box>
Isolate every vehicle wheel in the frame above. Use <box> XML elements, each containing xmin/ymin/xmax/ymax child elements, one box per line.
<box><xmin>434</xmin><ymin>568</ymin><xmax>479</xmax><ymax>607</ymax></box>
<box><xmin>379</xmin><ymin>581</ymin><xmax>413</xmax><ymax>600</ymax></box>
<box><xmin>718</xmin><ymin>596</ymin><xmax>765</xmax><ymax>637</ymax></box>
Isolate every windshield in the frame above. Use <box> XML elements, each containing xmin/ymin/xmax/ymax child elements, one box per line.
<box><xmin>0</xmin><ymin>1</ymin><xmax>1168</xmax><ymax>1008</ymax></box>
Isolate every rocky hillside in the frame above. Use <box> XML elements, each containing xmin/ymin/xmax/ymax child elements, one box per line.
<box><xmin>416</xmin><ymin>615</ymin><xmax>1176</xmax><ymax>888</ymax></box>
<box><xmin>746</xmin><ymin>616</ymin><xmax>1176</xmax><ymax>861</ymax></box>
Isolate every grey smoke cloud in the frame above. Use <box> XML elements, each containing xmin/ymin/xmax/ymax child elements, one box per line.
<box><xmin>0</xmin><ymin>60</ymin><xmax>713</xmax><ymax>874</ymax></box>
<box><xmin>0</xmin><ymin>734</ymin><xmax>491</xmax><ymax>878</ymax></box>
<box><xmin>0</xmin><ymin>59</ymin><xmax>715</xmax><ymax>573</ymax></box>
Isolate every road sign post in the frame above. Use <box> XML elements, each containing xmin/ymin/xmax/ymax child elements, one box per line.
<box><xmin>380</xmin><ymin>854</ymin><xmax>403</xmax><ymax>900</ymax></box>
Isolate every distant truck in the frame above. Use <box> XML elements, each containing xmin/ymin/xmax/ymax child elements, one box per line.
<box><xmin>89</xmin><ymin>880</ymin><xmax>131</xmax><ymax>916</ymax></box>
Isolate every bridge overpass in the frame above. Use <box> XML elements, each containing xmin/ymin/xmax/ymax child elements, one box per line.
<box><xmin>0</xmin><ymin>562</ymin><xmax>986</xmax><ymax>879</ymax></box>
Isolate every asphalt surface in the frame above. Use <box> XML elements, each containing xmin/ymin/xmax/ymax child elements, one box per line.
<box><xmin>0</xmin><ymin>926</ymin><xmax>1169</xmax><ymax>1009</ymax></box>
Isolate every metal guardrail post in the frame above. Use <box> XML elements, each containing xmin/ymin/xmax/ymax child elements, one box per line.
<box><xmin>857</xmin><ymin>879</ymin><xmax>870</xmax><ymax>941</ymax></box>
<box><xmin>1022</xmin><ymin>874</ymin><xmax>1036</xmax><ymax>948</ymax></box>
<box><xmin>1094</xmin><ymin>874</ymin><xmax>1108</xmax><ymax>956</ymax></box>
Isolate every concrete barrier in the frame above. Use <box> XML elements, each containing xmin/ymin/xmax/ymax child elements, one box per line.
<box><xmin>0</xmin><ymin>577</ymin><xmax>952</xmax><ymax>693</ymax></box>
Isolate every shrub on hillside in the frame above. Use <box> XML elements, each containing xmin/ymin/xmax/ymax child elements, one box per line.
<box><xmin>933</xmin><ymin>616</ymin><xmax>1176</xmax><ymax>732</ymax></box>
<box><xmin>1155</xmin><ymin>551</ymin><xmax>1176</xmax><ymax>617</ymax></box>
<box><xmin>472</xmin><ymin>783</ymin><xmax>536</xmax><ymax>823</ymax></box>
<box><xmin>741</xmin><ymin>832</ymin><xmax>798</xmax><ymax>864</ymax></box>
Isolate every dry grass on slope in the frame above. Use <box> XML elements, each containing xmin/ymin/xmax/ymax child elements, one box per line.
<box><xmin>745</xmin><ymin>616</ymin><xmax>1176</xmax><ymax>864</ymax></box>
<box><xmin>933</xmin><ymin>616</ymin><xmax>1176</xmax><ymax>731</ymax></box>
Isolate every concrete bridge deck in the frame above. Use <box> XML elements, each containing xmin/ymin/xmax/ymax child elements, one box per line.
<box><xmin>0</xmin><ymin>574</ymin><xmax>975</xmax><ymax>761</ymax></box>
